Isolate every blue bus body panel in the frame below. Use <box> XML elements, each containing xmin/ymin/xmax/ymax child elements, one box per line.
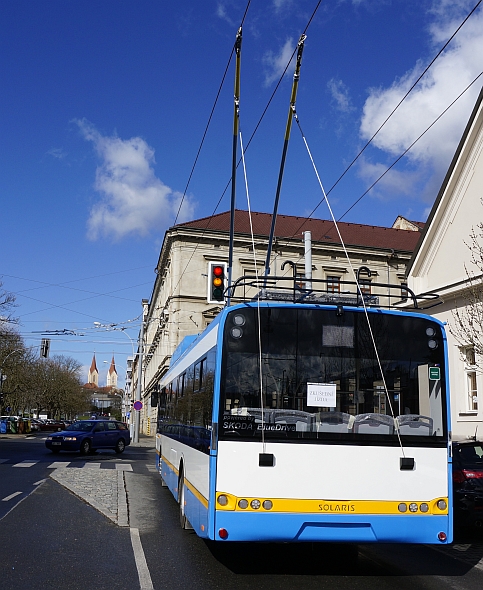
<box><xmin>212</xmin><ymin>511</ymin><xmax>452</xmax><ymax>544</ymax></box>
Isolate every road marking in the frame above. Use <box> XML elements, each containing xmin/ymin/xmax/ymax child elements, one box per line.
<box><xmin>47</xmin><ymin>462</ymin><xmax>71</xmax><ymax>469</ymax></box>
<box><xmin>115</xmin><ymin>464</ymin><xmax>133</xmax><ymax>471</ymax></box>
<box><xmin>146</xmin><ymin>465</ymin><xmax>157</xmax><ymax>472</ymax></box>
<box><xmin>2</xmin><ymin>492</ymin><xmax>22</xmax><ymax>502</ymax></box>
<box><xmin>130</xmin><ymin>528</ymin><xmax>154</xmax><ymax>590</ymax></box>
<box><xmin>33</xmin><ymin>479</ymin><xmax>47</xmax><ymax>485</ymax></box>
<box><xmin>0</xmin><ymin>459</ymin><xmax>8</xmax><ymax>464</ymax></box>
<box><xmin>82</xmin><ymin>463</ymin><xmax>101</xmax><ymax>469</ymax></box>
<box><xmin>13</xmin><ymin>461</ymin><xmax>38</xmax><ymax>468</ymax></box>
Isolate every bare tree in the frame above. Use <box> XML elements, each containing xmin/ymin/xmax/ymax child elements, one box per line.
<box><xmin>0</xmin><ymin>280</ymin><xmax>18</xmax><ymax>325</ymax></box>
<box><xmin>450</xmin><ymin>221</ymin><xmax>483</xmax><ymax>370</ymax></box>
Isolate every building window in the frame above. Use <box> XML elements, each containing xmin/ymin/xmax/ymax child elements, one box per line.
<box><xmin>296</xmin><ymin>273</ymin><xmax>307</xmax><ymax>290</ymax></box>
<box><xmin>464</xmin><ymin>347</ymin><xmax>478</xmax><ymax>412</ymax></box>
<box><xmin>359</xmin><ymin>279</ymin><xmax>371</xmax><ymax>296</ymax></box>
<box><xmin>327</xmin><ymin>276</ymin><xmax>341</xmax><ymax>293</ymax></box>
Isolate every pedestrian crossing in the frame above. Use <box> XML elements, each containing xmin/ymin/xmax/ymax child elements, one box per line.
<box><xmin>1</xmin><ymin>459</ymin><xmax>135</xmax><ymax>470</ymax></box>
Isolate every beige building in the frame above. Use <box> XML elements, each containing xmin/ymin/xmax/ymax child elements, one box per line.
<box><xmin>407</xmin><ymin>87</ymin><xmax>483</xmax><ymax>441</ymax></box>
<box><xmin>132</xmin><ymin>210</ymin><xmax>422</xmax><ymax>435</ymax></box>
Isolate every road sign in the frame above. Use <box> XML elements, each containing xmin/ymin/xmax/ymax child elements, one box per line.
<box><xmin>133</xmin><ymin>401</ymin><xmax>143</xmax><ymax>411</ymax></box>
<box><xmin>429</xmin><ymin>367</ymin><xmax>441</xmax><ymax>380</ymax></box>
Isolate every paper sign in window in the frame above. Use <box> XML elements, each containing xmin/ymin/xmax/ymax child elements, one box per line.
<box><xmin>307</xmin><ymin>383</ymin><xmax>337</xmax><ymax>407</ymax></box>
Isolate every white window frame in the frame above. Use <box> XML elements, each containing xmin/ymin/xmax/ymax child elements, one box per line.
<box><xmin>463</xmin><ymin>346</ymin><xmax>478</xmax><ymax>412</ymax></box>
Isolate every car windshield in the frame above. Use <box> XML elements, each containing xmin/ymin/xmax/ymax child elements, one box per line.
<box><xmin>454</xmin><ymin>443</ymin><xmax>483</xmax><ymax>466</ymax></box>
<box><xmin>65</xmin><ymin>421</ymin><xmax>96</xmax><ymax>432</ymax></box>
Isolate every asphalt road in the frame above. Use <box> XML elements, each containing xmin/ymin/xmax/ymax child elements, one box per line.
<box><xmin>2</xmin><ymin>433</ymin><xmax>483</xmax><ymax>590</ymax></box>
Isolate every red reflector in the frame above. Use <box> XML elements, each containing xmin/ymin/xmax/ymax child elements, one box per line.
<box><xmin>218</xmin><ymin>528</ymin><xmax>229</xmax><ymax>540</ymax></box>
<box><xmin>438</xmin><ymin>531</ymin><xmax>447</xmax><ymax>542</ymax></box>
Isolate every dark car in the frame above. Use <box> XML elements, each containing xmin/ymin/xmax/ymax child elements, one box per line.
<box><xmin>452</xmin><ymin>440</ymin><xmax>483</xmax><ymax>527</ymax></box>
<box><xmin>45</xmin><ymin>420</ymin><xmax>131</xmax><ymax>455</ymax></box>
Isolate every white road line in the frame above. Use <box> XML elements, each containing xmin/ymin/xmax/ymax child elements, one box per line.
<box><xmin>47</xmin><ymin>462</ymin><xmax>71</xmax><ymax>469</ymax></box>
<box><xmin>130</xmin><ymin>528</ymin><xmax>154</xmax><ymax>590</ymax></box>
<box><xmin>0</xmin><ymin>459</ymin><xmax>9</xmax><ymax>464</ymax></box>
<box><xmin>33</xmin><ymin>479</ymin><xmax>47</xmax><ymax>486</ymax></box>
<box><xmin>115</xmin><ymin>464</ymin><xmax>133</xmax><ymax>471</ymax></box>
<box><xmin>2</xmin><ymin>492</ymin><xmax>22</xmax><ymax>502</ymax></box>
<box><xmin>82</xmin><ymin>463</ymin><xmax>101</xmax><ymax>469</ymax></box>
<box><xmin>13</xmin><ymin>461</ymin><xmax>38</xmax><ymax>468</ymax></box>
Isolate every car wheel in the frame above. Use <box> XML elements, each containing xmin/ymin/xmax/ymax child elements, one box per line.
<box><xmin>80</xmin><ymin>439</ymin><xmax>91</xmax><ymax>455</ymax></box>
<box><xmin>115</xmin><ymin>439</ymin><xmax>125</xmax><ymax>454</ymax></box>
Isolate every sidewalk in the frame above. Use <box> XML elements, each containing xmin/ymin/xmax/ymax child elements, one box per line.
<box><xmin>49</xmin><ymin>434</ymin><xmax>156</xmax><ymax>526</ymax></box>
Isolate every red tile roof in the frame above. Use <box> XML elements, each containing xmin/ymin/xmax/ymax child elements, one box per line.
<box><xmin>176</xmin><ymin>210</ymin><xmax>422</xmax><ymax>252</ymax></box>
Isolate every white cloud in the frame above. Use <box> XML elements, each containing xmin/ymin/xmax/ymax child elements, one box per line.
<box><xmin>262</xmin><ymin>38</ymin><xmax>295</xmax><ymax>87</ymax></box>
<box><xmin>327</xmin><ymin>78</ymin><xmax>355</xmax><ymax>113</ymax></box>
<box><xmin>358</xmin><ymin>3</ymin><xmax>483</xmax><ymax>197</ymax></box>
<box><xmin>357</xmin><ymin>156</ymin><xmax>425</xmax><ymax>200</ymax></box>
<box><xmin>46</xmin><ymin>147</ymin><xmax>67</xmax><ymax>160</ymax></box>
<box><xmin>216</xmin><ymin>3</ymin><xmax>235</xmax><ymax>26</ymax></box>
<box><xmin>75</xmin><ymin>119</ymin><xmax>195</xmax><ymax>241</ymax></box>
<box><xmin>273</xmin><ymin>0</ymin><xmax>293</xmax><ymax>12</ymax></box>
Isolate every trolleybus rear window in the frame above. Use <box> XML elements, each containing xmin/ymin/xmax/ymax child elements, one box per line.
<box><xmin>220</xmin><ymin>307</ymin><xmax>447</xmax><ymax>445</ymax></box>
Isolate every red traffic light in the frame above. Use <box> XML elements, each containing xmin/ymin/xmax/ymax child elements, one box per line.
<box><xmin>213</xmin><ymin>266</ymin><xmax>224</xmax><ymax>277</ymax></box>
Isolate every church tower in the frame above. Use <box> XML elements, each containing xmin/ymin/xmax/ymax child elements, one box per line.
<box><xmin>106</xmin><ymin>356</ymin><xmax>118</xmax><ymax>388</ymax></box>
<box><xmin>88</xmin><ymin>355</ymin><xmax>99</xmax><ymax>386</ymax></box>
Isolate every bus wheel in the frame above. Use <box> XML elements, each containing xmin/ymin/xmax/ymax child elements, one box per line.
<box><xmin>178</xmin><ymin>472</ymin><xmax>192</xmax><ymax>530</ymax></box>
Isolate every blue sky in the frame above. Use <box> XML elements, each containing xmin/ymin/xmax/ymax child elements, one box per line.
<box><xmin>1</xmin><ymin>0</ymin><xmax>482</xmax><ymax>386</ymax></box>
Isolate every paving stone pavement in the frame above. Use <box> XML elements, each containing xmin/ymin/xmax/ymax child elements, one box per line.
<box><xmin>50</xmin><ymin>467</ymin><xmax>129</xmax><ymax>527</ymax></box>
<box><xmin>47</xmin><ymin>436</ymin><xmax>155</xmax><ymax>526</ymax></box>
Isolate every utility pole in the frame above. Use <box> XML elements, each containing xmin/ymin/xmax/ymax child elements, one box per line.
<box><xmin>133</xmin><ymin>299</ymin><xmax>148</xmax><ymax>443</ymax></box>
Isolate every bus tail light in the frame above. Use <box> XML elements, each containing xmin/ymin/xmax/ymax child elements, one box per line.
<box><xmin>436</xmin><ymin>499</ymin><xmax>447</xmax><ymax>511</ymax></box>
<box><xmin>218</xmin><ymin>528</ymin><xmax>229</xmax><ymax>540</ymax></box>
<box><xmin>217</xmin><ymin>494</ymin><xmax>228</xmax><ymax>506</ymax></box>
<box><xmin>438</xmin><ymin>532</ymin><xmax>447</xmax><ymax>542</ymax></box>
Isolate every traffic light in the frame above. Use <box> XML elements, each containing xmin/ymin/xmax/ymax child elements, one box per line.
<box><xmin>40</xmin><ymin>338</ymin><xmax>50</xmax><ymax>358</ymax></box>
<box><xmin>208</xmin><ymin>262</ymin><xmax>227</xmax><ymax>303</ymax></box>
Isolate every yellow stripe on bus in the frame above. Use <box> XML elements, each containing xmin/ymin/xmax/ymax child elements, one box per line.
<box><xmin>161</xmin><ymin>455</ymin><xmax>208</xmax><ymax>509</ymax></box>
<box><xmin>215</xmin><ymin>492</ymin><xmax>448</xmax><ymax>515</ymax></box>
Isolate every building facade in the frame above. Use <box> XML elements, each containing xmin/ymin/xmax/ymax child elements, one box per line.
<box><xmin>407</xmin><ymin>87</ymin><xmax>483</xmax><ymax>441</ymax></box>
<box><xmin>132</xmin><ymin>210</ymin><xmax>422</xmax><ymax>435</ymax></box>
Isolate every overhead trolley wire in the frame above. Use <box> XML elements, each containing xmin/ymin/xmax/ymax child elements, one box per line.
<box><xmin>271</xmin><ymin>70</ymin><xmax>483</xmax><ymax>281</ymax></box>
<box><xmin>165</xmin><ymin>1</ymin><xmax>323</xmax><ymax>306</ymax></box>
<box><xmin>265</xmin><ymin>0</ymin><xmax>483</xmax><ymax>275</ymax></box>
<box><xmin>172</xmin><ymin>0</ymin><xmax>252</xmax><ymax>227</ymax></box>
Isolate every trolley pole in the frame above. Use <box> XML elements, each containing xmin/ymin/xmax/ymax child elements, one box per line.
<box><xmin>227</xmin><ymin>27</ymin><xmax>242</xmax><ymax>306</ymax></box>
<box><xmin>264</xmin><ymin>34</ymin><xmax>306</xmax><ymax>280</ymax></box>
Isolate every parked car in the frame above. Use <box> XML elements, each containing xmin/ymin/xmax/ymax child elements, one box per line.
<box><xmin>45</xmin><ymin>420</ymin><xmax>131</xmax><ymax>454</ymax></box>
<box><xmin>452</xmin><ymin>440</ymin><xmax>483</xmax><ymax>528</ymax></box>
<box><xmin>29</xmin><ymin>419</ymin><xmax>43</xmax><ymax>432</ymax></box>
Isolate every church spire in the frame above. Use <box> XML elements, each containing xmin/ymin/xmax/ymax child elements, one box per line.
<box><xmin>88</xmin><ymin>354</ymin><xmax>99</xmax><ymax>386</ymax></box>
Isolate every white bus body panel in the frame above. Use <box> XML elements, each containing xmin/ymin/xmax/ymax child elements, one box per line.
<box><xmin>216</xmin><ymin>441</ymin><xmax>448</xmax><ymax>500</ymax></box>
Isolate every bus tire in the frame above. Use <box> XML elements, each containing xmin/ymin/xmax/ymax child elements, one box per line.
<box><xmin>178</xmin><ymin>471</ymin><xmax>193</xmax><ymax>530</ymax></box>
